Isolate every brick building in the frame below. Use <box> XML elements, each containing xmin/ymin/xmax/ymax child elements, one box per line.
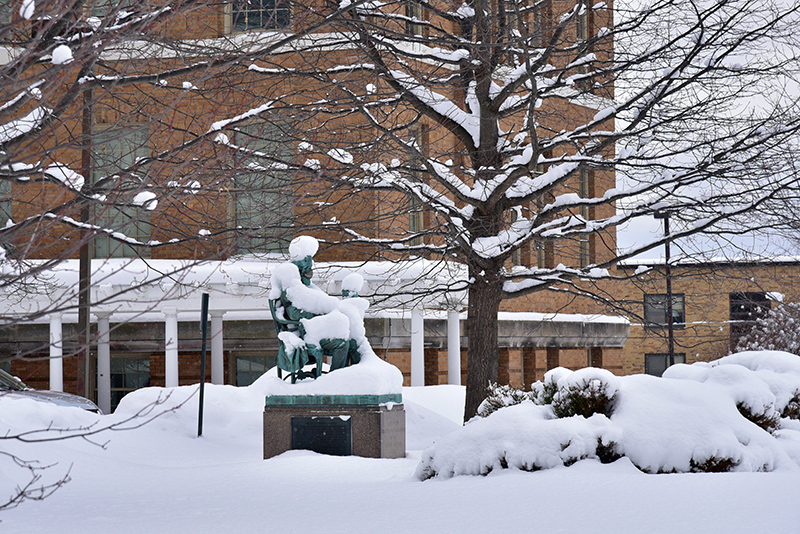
<box><xmin>0</xmin><ymin>0</ymin><xmax>633</xmax><ymax>410</ymax></box>
<box><xmin>617</xmin><ymin>258</ymin><xmax>800</xmax><ymax>376</ymax></box>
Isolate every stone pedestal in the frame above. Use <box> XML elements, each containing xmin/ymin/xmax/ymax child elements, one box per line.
<box><xmin>263</xmin><ymin>394</ymin><xmax>406</xmax><ymax>459</ymax></box>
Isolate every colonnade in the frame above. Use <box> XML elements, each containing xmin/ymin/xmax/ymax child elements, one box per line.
<box><xmin>45</xmin><ymin>306</ymin><xmax>461</xmax><ymax>414</ymax></box>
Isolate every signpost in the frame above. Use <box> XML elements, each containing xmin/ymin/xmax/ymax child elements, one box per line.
<box><xmin>198</xmin><ymin>293</ymin><xmax>209</xmax><ymax>437</ymax></box>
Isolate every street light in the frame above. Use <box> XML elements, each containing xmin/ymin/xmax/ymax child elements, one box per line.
<box><xmin>654</xmin><ymin>211</ymin><xmax>675</xmax><ymax>368</ymax></box>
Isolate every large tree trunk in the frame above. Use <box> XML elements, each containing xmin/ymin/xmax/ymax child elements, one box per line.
<box><xmin>464</xmin><ymin>268</ymin><xmax>504</xmax><ymax>421</ymax></box>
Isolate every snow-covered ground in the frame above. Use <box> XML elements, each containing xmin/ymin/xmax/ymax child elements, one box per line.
<box><xmin>3</xmin><ymin>355</ymin><xmax>800</xmax><ymax>533</ymax></box>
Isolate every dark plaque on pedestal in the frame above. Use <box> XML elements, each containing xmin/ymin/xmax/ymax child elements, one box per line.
<box><xmin>291</xmin><ymin>416</ymin><xmax>353</xmax><ymax>456</ymax></box>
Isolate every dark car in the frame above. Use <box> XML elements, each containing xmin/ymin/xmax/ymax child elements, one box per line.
<box><xmin>0</xmin><ymin>368</ymin><xmax>102</xmax><ymax>413</ymax></box>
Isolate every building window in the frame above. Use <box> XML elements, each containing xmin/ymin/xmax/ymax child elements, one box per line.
<box><xmin>405</xmin><ymin>0</ymin><xmax>427</xmax><ymax>37</ymax></box>
<box><xmin>232</xmin><ymin>0</ymin><xmax>291</xmax><ymax>32</ymax></box>
<box><xmin>0</xmin><ymin>177</ymin><xmax>10</xmax><ymax>225</ymax></box>
<box><xmin>578</xmin><ymin>166</ymin><xmax>593</xmax><ymax>267</ymax></box>
<box><xmin>645</xmin><ymin>353</ymin><xmax>686</xmax><ymax>377</ymax></box>
<box><xmin>533</xmin><ymin>1</ymin><xmax>552</xmax><ymax>47</ymax></box>
<box><xmin>236</xmin><ymin>355</ymin><xmax>270</xmax><ymax>386</ymax></box>
<box><xmin>110</xmin><ymin>356</ymin><xmax>150</xmax><ymax>410</ymax></box>
<box><xmin>730</xmin><ymin>292</ymin><xmax>770</xmax><ymax>350</ymax></box>
<box><xmin>0</xmin><ymin>359</ymin><xmax>10</xmax><ymax>374</ymax></box>
<box><xmin>229</xmin><ymin>120</ymin><xmax>293</xmax><ymax>254</ymax></box>
<box><xmin>407</xmin><ymin>124</ymin><xmax>428</xmax><ymax>246</ymax></box>
<box><xmin>93</xmin><ymin>126</ymin><xmax>152</xmax><ymax>258</ymax></box>
<box><xmin>92</xmin><ymin>0</ymin><xmax>137</xmax><ymax>17</ymax></box>
<box><xmin>644</xmin><ymin>293</ymin><xmax>685</xmax><ymax>328</ymax></box>
<box><xmin>576</xmin><ymin>0</ymin><xmax>591</xmax><ymax>42</ymax></box>
<box><xmin>0</xmin><ymin>1</ymin><xmax>11</xmax><ymax>25</ymax></box>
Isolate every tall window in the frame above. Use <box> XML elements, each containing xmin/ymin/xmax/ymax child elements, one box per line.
<box><xmin>408</xmin><ymin>124</ymin><xmax>428</xmax><ymax>246</ymax></box>
<box><xmin>729</xmin><ymin>292</ymin><xmax>770</xmax><ymax>350</ymax></box>
<box><xmin>93</xmin><ymin>126</ymin><xmax>152</xmax><ymax>258</ymax></box>
<box><xmin>236</xmin><ymin>355</ymin><xmax>271</xmax><ymax>386</ymax></box>
<box><xmin>644</xmin><ymin>293</ymin><xmax>685</xmax><ymax>329</ymax></box>
<box><xmin>232</xmin><ymin>0</ymin><xmax>292</xmax><ymax>32</ymax></box>
<box><xmin>645</xmin><ymin>353</ymin><xmax>686</xmax><ymax>377</ymax></box>
<box><xmin>576</xmin><ymin>0</ymin><xmax>591</xmax><ymax>42</ymax></box>
<box><xmin>532</xmin><ymin>1</ymin><xmax>553</xmax><ymax>47</ymax></box>
<box><xmin>578</xmin><ymin>166</ymin><xmax>593</xmax><ymax>267</ymax></box>
<box><xmin>405</xmin><ymin>0</ymin><xmax>427</xmax><ymax>37</ymax></box>
<box><xmin>0</xmin><ymin>1</ymin><xmax>11</xmax><ymax>24</ymax></box>
<box><xmin>110</xmin><ymin>356</ymin><xmax>150</xmax><ymax>410</ymax></box>
<box><xmin>229</xmin><ymin>120</ymin><xmax>293</xmax><ymax>254</ymax></box>
<box><xmin>0</xmin><ymin>178</ymin><xmax>10</xmax><ymax>225</ymax></box>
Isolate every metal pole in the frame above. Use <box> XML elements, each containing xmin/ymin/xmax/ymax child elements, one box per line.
<box><xmin>198</xmin><ymin>293</ymin><xmax>209</xmax><ymax>437</ymax></box>
<box><xmin>655</xmin><ymin>212</ymin><xmax>675</xmax><ymax>368</ymax></box>
<box><xmin>77</xmin><ymin>87</ymin><xmax>93</xmax><ymax>399</ymax></box>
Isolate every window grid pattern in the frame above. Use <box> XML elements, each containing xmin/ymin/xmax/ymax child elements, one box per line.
<box><xmin>110</xmin><ymin>356</ymin><xmax>150</xmax><ymax>410</ymax></box>
<box><xmin>230</xmin><ymin>121</ymin><xmax>293</xmax><ymax>254</ymax></box>
<box><xmin>232</xmin><ymin>0</ymin><xmax>291</xmax><ymax>32</ymax></box>
<box><xmin>93</xmin><ymin>127</ymin><xmax>152</xmax><ymax>258</ymax></box>
<box><xmin>644</xmin><ymin>293</ymin><xmax>686</xmax><ymax>328</ymax></box>
<box><xmin>645</xmin><ymin>353</ymin><xmax>686</xmax><ymax>377</ymax></box>
<box><xmin>236</xmin><ymin>355</ymin><xmax>270</xmax><ymax>386</ymax></box>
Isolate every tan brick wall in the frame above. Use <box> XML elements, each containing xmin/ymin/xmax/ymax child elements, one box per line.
<box><xmin>618</xmin><ymin>262</ymin><xmax>800</xmax><ymax>375</ymax></box>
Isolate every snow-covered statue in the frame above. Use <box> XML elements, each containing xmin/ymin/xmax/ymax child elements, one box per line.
<box><xmin>268</xmin><ymin>236</ymin><xmax>368</xmax><ymax>382</ymax></box>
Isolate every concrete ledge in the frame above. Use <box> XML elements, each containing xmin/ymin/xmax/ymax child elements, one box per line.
<box><xmin>263</xmin><ymin>400</ymin><xmax>406</xmax><ymax>459</ymax></box>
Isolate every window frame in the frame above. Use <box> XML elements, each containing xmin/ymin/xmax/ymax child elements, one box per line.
<box><xmin>109</xmin><ymin>355</ymin><xmax>151</xmax><ymax>410</ymax></box>
<box><xmin>729</xmin><ymin>291</ymin><xmax>771</xmax><ymax>350</ymax></box>
<box><xmin>407</xmin><ymin>123</ymin><xmax>428</xmax><ymax>246</ymax></box>
<box><xmin>228</xmin><ymin>0</ymin><xmax>292</xmax><ymax>34</ymax></box>
<box><xmin>644</xmin><ymin>352</ymin><xmax>686</xmax><ymax>377</ymax></box>
<box><xmin>405</xmin><ymin>0</ymin><xmax>427</xmax><ymax>37</ymax></box>
<box><xmin>227</xmin><ymin>119</ymin><xmax>294</xmax><ymax>254</ymax></box>
<box><xmin>92</xmin><ymin>125</ymin><xmax>153</xmax><ymax>259</ymax></box>
<box><xmin>644</xmin><ymin>293</ymin><xmax>686</xmax><ymax>329</ymax></box>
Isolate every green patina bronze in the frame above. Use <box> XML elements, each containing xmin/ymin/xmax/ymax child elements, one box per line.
<box><xmin>270</xmin><ymin>251</ymin><xmax>362</xmax><ymax>383</ymax></box>
<box><xmin>264</xmin><ymin>394</ymin><xmax>403</xmax><ymax>407</ymax></box>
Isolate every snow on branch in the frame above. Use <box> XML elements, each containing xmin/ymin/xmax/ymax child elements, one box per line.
<box><xmin>0</xmin><ymin>107</ymin><xmax>51</xmax><ymax>145</ymax></box>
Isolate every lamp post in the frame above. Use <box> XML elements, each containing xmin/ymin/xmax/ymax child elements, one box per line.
<box><xmin>654</xmin><ymin>211</ymin><xmax>675</xmax><ymax>368</ymax></box>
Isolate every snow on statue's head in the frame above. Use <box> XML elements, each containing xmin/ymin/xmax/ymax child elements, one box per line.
<box><xmin>341</xmin><ymin>272</ymin><xmax>365</xmax><ymax>298</ymax></box>
<box><xmin>289</xmin><ymin>235</ymin><xmax>319</xmax><ymax>286</ymax></box>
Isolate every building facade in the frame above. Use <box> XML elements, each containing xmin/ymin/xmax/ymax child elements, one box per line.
<box><xmin>0</xmin><ymin>0</ymin><xmax>632</xmax><ymax>410</ymax></box>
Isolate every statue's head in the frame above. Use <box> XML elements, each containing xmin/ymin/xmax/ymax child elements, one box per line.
<box><xmin>289</xmin><ymin>235</ymin><xmax>319</xmax><ymax>287</ymax></box>
<box><xmin>293</xmin><ymin>255</ymin><xmax>314</xmax><ymax>286</ymax></box>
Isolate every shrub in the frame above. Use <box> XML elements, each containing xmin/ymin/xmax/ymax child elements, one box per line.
<box><xmin>551</xmin><ymin>369</ymin><xmax>620</xmax><ymax>419</ymax></box>
<box><xmin>690</xmin><ymin>456</ymin><xmax>739</xmax><ymax>473</ymax></box>
<box><xmin>476</xmin><ymin>383</ymin><xmax>534</xmax><ymax>417</ymax></box>
<box><xmin>782</xmin><ymin>391</ymin><xmax>800</xmax><ymax>420</ymax></box>
<box><xmin>737</xmin><ymin>402</ymin><xmax>781</xmax><ymax>433</ymax></box>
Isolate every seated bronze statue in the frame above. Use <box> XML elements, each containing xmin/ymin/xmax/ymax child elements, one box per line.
<box><xmin>269</xmin><ymin>236</ymin><xmax>362</xmax><ymax>383</ymax></box>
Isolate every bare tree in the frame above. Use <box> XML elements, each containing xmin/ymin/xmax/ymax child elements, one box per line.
<box><xmin>0</xmin><ymin>0</ymin><xmax>367</xmax><ymax>374</ymax></box>
<box><xmin>228</xmin><ymin>0</ymin><xmax>800</xmax><ymax>417</ymax></box>
<box><xmin>1</xmin><ymin>0</ymin><xmax>799</xmax><ymax>419</ymax></box>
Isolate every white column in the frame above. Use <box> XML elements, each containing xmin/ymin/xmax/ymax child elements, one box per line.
<box><xmin>410</xmin><ymin>308</ymin><xmax>424</xmax><ymax>387</ymax></box>
<box><xmin>164</xmin><ymin>307</ymin><xmax>179</xmax><ymax>387</ymax></box>
<box><xmin>210</xmin><ymin>311</ymin><xmax>225</xmax><ymax>385</ymax></box>
<box><xmin>95</xmin><ymin>311</ymin><xmax>112</xmax><ymax>414</ymax></box>
<box><xmin>48</xmin><ymin>313</ymin><xmax>63</xmax><ymax>392</ymax></box>
<box><xmin>447</xmin><ymin>309</ymin><xmax>461</xmax><ymax>385</ymax></box>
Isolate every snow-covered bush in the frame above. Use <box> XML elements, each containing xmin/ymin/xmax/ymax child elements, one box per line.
<box><xmin>736</xmin><ymin>302</ymin><xmax>800</xmax><ymax>355</ymax></box>
<box><xmin>417</xmin><ymin>353</ymin><xmax>800</xmax><ymax>479</ymax></box>
<box><xmin>784</xmin><ymin>391</ymin><xmax>800</xmax><ymax>420</ymax></box>
<box><xmin>551</xmin><ymin>368</ymin><xmax>620</xmax><ymax>419</ymax></box>
<box><xmin>476</xmin><ymin>383</ymin><xmax>535</xmax><ymax>418</ymax></box>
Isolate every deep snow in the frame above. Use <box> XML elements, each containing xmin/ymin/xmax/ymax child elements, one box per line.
<box><xmin>2</xmin><ymin>355</ymin><xmax>800</xmax><ymax>533</ymax></box>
